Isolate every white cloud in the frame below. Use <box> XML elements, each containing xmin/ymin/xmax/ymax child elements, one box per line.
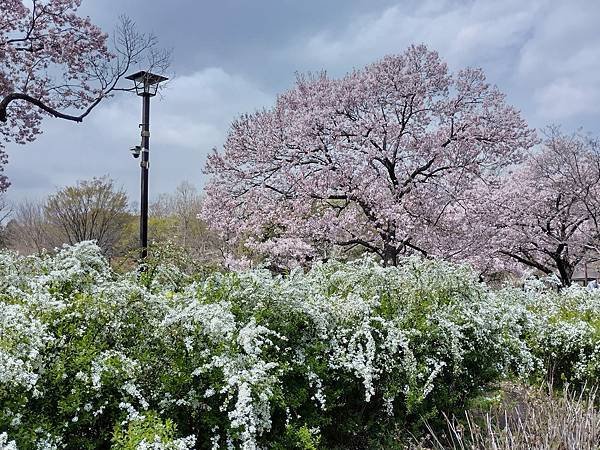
<box><xmin>535</xmin><ymin>79</ymin><xmax>598</xmax><ymax>120</ymax></box>
<box><xmin>94</xmin><ymin>67</ymin><xmax>272</xmax><ymax>149</ymax></box>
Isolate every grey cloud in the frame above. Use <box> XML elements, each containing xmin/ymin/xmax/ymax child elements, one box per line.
<box><xmin>286</xmin><ymin>0</ymin><xmax>600</xmax><ymax>129</ymax></box>
<box><xmin>5</xmin><ymin>0</ymin><xmax>600</xmax><ymax>204</ymax></box>
<box><xmin>5</xmin><ymin>65</ymin><xmax>272</xmax><ymax>203</ymax></box>
<box><xmin>516</xmin><ymin>2</ymin><xmax>600</xmax><ymax>121</ymax></box>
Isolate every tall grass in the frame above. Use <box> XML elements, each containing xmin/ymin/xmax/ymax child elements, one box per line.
<box><xmin>416</xmin><ymin>383</ymin><xmax>600</xmax><ymax>450</ymax></box>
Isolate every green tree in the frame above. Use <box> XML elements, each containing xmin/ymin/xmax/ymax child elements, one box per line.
<box><xmin>45</xmin><ymin>177</ymin><xmax>129</xmax><ymax>257</ymax></box>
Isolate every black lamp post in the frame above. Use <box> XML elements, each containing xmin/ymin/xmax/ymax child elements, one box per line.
<box><xmin>125</xmin><ymin>71</ymin><xmax>168</xmax><ymax>261</ymax></box>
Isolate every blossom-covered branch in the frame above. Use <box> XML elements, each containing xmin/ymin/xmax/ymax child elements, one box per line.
<box><xmin>202</xmin><ymin>45</ymin><xmax>536</xmax><ymax>267</ymax></box>
<box><xmin>0</xmin><ymin>2</ymin><xmax>170</xmax><ymax>192</ymax></box>
<box><xmin>489</xmin><ymin>127</ymin><xmax>600</xmax><ymax>285</ymax></box>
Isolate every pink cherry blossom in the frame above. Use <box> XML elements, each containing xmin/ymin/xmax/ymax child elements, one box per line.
<box><xmin>0</xmin><ymin>0</ymin><xmax>111</xmax><ymax>191</ymax></box>
<box><xmin>488</xmin><ymin>127</ymin><xmax>600</xmax><ymax>286</ymax></box>
<box><xmin>202</xmin><ymin>45</ymin><xmax>536</xmax><ymax>267</ymax></box>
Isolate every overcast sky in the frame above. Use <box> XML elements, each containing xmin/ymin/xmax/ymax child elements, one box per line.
<box><xmin>5</xmin><ymin>0</ymin><xmax>600</xmax><ymax>204</ymax></box>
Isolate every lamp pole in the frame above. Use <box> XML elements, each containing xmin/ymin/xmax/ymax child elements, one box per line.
<box><xmin>140</xmin><ymin>91</ymin><xmax>150</xmax><ymax>260</ymax></box>
<box><xmin>125</xmin><ymin>71</ymin><xmax>168</xmax><ymax>263</ymax></box>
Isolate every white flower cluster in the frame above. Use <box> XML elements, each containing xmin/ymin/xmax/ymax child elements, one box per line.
<box><xmin>1</xmin><ymin>242</ymin><xmax>599</xmax><ymax>449</ymax></box>
<box><xmin>0</xmin><ymin>432</ymin><xmax>17</xmax><ymax>450</ymax></box>
<box><xmin>497</xmin><ymin>281</ymin><xmax>600</xmax><ymax>382</ymax></box>
<box><xmin>0</xmin><ymin>302</ymin><xmax>50</xmax><ymax>392</ymax></box>
<box><xmin>136</xmin><ymin>434</ymin><xmax>196</xmax><ymax>450</ymax></box>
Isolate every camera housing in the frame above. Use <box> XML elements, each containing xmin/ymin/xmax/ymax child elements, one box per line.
<box><xmin>130</xmin><ymin>145</ymin><xmax>142</xmax><ymax>158</ymax></box>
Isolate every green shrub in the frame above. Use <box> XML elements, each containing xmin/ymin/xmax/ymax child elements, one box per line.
<box><xmin>495</xmin><ymin>281</ymin><xmax>600</xmax><ymax>386</ymax></box>
<box><xmin>0</xmin><ymin>242</ymin><xmax>597</xmax><ymax>448</ymax></box>
<box><xmin>112</xmin><ymin>412</ymin><xmax>196</xmax><ymax>450</ymax></box>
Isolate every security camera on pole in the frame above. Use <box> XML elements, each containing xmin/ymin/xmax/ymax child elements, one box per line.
<box><xmin>126</xmin><ymin>71</ymin><xmax>168</xmax><ymax>262</ymax></box>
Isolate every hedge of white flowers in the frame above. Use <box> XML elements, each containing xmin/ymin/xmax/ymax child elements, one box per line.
<box><xmin>0</xmin><ymin>242</ymin><xmax>599</xmax><ymax>449</ymax></box>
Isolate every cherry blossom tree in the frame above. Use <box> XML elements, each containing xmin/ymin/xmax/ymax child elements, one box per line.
<box><xmin>0</xmin><ymin>1</ymin><xmax>170</xmax><ymax>192</ymax></box>
<box><xmin>490</xmin><ymin>128</ymin><xmax>600</xmax><ymax>286</ymax></box>
<box><xmin>202</xmin><ymin>45</ymin><xmax>536</xmax><ymax>267</ymax></box>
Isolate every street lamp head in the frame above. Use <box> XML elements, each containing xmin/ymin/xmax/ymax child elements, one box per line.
<box><xmin>125</xmin><ymin>71</ymin><xmax>168</xmax><ymax>97</ymax></box>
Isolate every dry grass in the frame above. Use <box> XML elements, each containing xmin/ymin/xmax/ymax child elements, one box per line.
<box><xmin>414</xmin><ymin>383</ymin><xmax>600</xmax><ymax>450</ymax></box>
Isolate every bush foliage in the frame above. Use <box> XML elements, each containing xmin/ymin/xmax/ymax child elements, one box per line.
<box><xmin>1</xmin><ymin>242</ymin><xmax>599</xmax><ymax>449</ymax></box>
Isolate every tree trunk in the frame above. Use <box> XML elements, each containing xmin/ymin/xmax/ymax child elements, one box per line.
<box><xmin>382</xmin><ymin>243</ymin><xmax>398</xmax><ymax>266</ymax></box>
<box><xmin>555</xmin><ymin>258</ymin><xmax>573</xmax><ymax>287</ymax></box>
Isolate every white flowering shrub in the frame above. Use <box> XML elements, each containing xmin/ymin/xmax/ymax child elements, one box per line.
<box><xmin>0</xmin><ymin>242</ymin><xmax>598</xmax><ymax>449</ymax></box>
<box><xmin>0</xmin><ymin>432</ymin><xmax>18</xmax><ymax>450</ymax></box>
<box><xmin>495</xmin><ymin>283</ymin><xmax>600</xmax><ymax>385</ymax></box>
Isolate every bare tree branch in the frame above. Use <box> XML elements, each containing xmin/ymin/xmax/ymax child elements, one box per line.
<box><xmin>0</xmin><ymin>15</ymin><xmax>171</xmax><ymax>125</ymax></box>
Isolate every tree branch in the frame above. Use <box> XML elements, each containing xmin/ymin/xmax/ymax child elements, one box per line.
<box><xmin>0</xmin><ymin>92</ymin><xmax>104</xmax><ymax>123</ymax></box>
